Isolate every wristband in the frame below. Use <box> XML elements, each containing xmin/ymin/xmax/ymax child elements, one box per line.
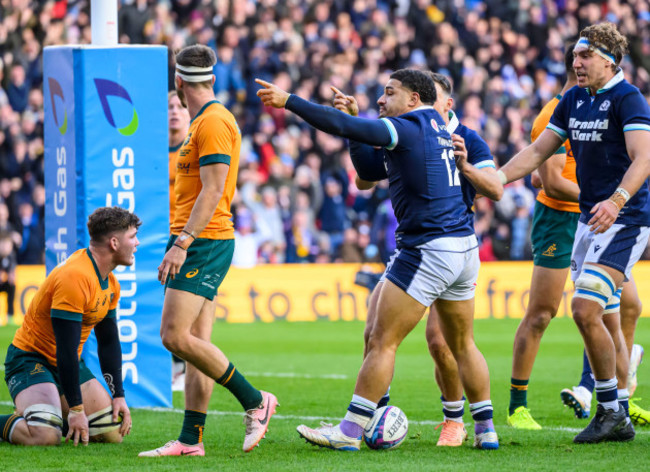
<box><xmin>175</xmin><ymin>231</ymin><xmax>194</xmax><ymax>250</ymax></box>
<box><xmin>497</xmin><ymin>169</ymin><xmax>507</xmax><ymax>185</ymax></box>
<box><xmin>181</xmin><ymin>229</ymin><xmax>196</xmax><ymax>240</ymax></box>
<box><xmin>69</xmin><ymin>405</ymin><xmax>84</xmax><ymax>413</ymax></box>
<box><xmin>173</xmin><ymin>243</ymin><xmax>188</xmax><ymax>251</ymax></box>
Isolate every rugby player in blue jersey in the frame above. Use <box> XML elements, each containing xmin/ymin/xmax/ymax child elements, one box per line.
<box><xmin>331</xmin><ymin>72</ymin><xmax>503</xmax><ymax>447</ymax></box>
<box><xmin>498</xmin><ymin>22</ymin><xmax>650</xmax><ymax>443</ymax></box>
<box><xmin>257</xmin><ymin>69</ymin><xmax>501</xmax><ymax>450</ymax></box>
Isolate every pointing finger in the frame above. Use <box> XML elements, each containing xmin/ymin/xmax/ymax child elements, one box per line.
<box><xmin>330</xmin><ymin>86</ymin><xmax>344</xmax><ymax>96</ymax></box>
<box><xmin>254</xmin><ymin>78</ymin><xmax>272</xmax><ymax>88</ymax></box>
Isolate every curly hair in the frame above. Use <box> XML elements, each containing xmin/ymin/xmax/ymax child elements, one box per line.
<box><xmin>390</xmin><ymin>69</ymin><xmax>437</xmax><ymax>105</ymax></box>
<box><xmin>580</xmin><ymin>22</ymin><xmax>628</xmax><ymax>68</ymax></box>
<box><xmin>87</xmin><ymin>207</ymin><xmax>141</xmax><ymax>243</ymax></box>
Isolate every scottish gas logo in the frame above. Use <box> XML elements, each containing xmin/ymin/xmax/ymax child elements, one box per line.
<box><xmin>94</xmin><ymin>78</ymin><xmax>139</xmax><ymax>136</ymax></box>
<box><xmin>48</xmin><ymin>77</ymin><xmax>67</xmax><ymax>135</ymax></box>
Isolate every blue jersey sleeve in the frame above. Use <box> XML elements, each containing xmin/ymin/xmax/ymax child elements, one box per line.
<box><xmin>547</xmin><ymin>93</ymin><xmax>571</xmax><ymax>140</ymax></box>
<box><xmin>350</xmin><ymin>141</ymin><xmax>388</xmax><ymax>181</ymax></box>
<box><xmin>285</xmin><ymin>95</ymin><xmax>392</xmax><ymax>147</ymax></box>
<box><xmin>619</xmin><ymin>91</ymin><xmax>650</xmax><ymax>133</ymax></box>
<box><xmin>380</xmin><ymin>116</ymin><xmax>422</xmax><ymax>151</ymax></box>
<box><xmin>464</xmin><ymin>129</ymin><xmax>495</xmax><ymax>169</ymax></box>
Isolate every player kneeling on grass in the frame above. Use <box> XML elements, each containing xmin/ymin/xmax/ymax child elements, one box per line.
<box><xmin>0</xmin><ymin>207</ymin><xmax>138</xmax><ymax>446</ymax></box>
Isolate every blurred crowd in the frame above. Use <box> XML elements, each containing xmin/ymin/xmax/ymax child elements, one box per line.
<box><xmin>1</xmin><ymin>0</ymin><xmax>650</xmax><ymax>277</ymax></box>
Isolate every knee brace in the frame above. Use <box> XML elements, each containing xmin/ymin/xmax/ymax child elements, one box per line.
<box><xmin>88</xmin><ymin>405</ymin><xmax>122</xmax><ymax>436</ymax></box>
<box><xmin>23</xmin><ymin>404</ymin><xmax>63</xmax><ymax>431</ymax></box>
<box><xmin>603</xmin><ymin>288</ymin><xmax>623</xmax><ymax>315</ymax></box>
<box><xmin>574</xmin><ymin>266</ymin><xmax>617</xmax><ymax>309</ymax></box>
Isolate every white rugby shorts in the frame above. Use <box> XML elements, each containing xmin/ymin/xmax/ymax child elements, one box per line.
<box><xmin>571</xmin><ymin>221</ymin><xmax>650</xmax><ymax>281</ymax></box>
<box><xmin>381</xmin><ymin>234</ymin><xmax>479</xmax><ymax>306</ymax></box>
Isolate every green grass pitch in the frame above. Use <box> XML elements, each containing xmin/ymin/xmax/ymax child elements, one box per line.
<box><xmin>1</xmin><ymin>317</ymin><xmax>648</xmax><ymax>471</ymax></box>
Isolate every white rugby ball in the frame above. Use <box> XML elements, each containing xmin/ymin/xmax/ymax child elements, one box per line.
<box><xmin>364</xmin><ymin>406</ymin><xmax>408</xmax><ymax>450</ymax></box>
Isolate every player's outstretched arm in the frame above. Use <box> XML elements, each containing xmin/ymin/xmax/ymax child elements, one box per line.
<box><xmin>498</xmin><ymin>128</ymin><xmax>563</xmax><ymax>184</ymax></box>
<box><xmin>256</xmin><ymin>79</ymin><xmax>392</xmax><ymax>148</ymax></box>
<box><xmin>588</xmin><ymin>129</ymin><xmax>650</xmax><ymax>234</ymax></box>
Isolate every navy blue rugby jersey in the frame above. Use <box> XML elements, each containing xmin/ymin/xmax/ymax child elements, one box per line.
<box><xmin>380</xmin><ymin>106</ymin><xmax>474</xmax><ymax>247</ymax></box>
<box><xmin>547</xmin><ymin>71</ymin><xmax>650</xmax><ymax>225</ymax></box>
<box><xmin>446</xmin><ymin>112</ymin><xmax>496</xmax><ymax>214</ymax></box>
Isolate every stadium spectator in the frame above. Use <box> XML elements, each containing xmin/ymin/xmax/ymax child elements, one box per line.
<box><xmin>0</xmin><ymin>231</ymin><xmax>17</xmax><ymax>324</ymax></box>
<box><xmin>7</xmin><ymin>63</ymin><xmax>29</xmax><ymax>113</ymax></box>
<box><xmin>232</xmin><ymin>206</ymin><xmax>263</xmax><ymax>269</ymax></box>
<box><xmin>240</xmin><ymin>184</ymin><xmax>286</xmax><ymax>261</ymax></box>
<box><xmin>16</xmin><ymin>200</ymin><xmax>44</xmax><ymax>264</ymax></box>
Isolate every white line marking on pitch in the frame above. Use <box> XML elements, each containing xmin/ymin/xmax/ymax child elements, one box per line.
<box><xmin>136</xmin><ymin>407</ymin><xmax>650</xmax><ymax>434</ymax></box>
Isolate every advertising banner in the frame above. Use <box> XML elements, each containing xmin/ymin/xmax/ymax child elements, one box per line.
<box><xmin>43</xmin><ymin>47</ymin><xmax>78</xmax><ymax>272</ymax></box>
<box><xmin>6</xmin><ymin>261</ymin><xmax>650</xmax><ymax>325</ymax></box>
<box><xmin>42</xmin><ymin>46</ymin><xmax>171</xmax><ymax>408</ymax></box>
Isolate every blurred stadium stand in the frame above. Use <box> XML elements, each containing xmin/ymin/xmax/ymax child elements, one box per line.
<box><xmin>1</xmin><ymin>0</ymin><xmax>650</xmax><ymax>269</ymax></box>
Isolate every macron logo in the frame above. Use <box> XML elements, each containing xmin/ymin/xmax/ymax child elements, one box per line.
<box><xmin>577</xmin><ymin>100</ymin><xmax>584</xmax><ymax>109</ymax></box>
<box><xmin>594</xmin><ymin>245</ymin><xmax>601</xmax><ymax>253</ymax></box>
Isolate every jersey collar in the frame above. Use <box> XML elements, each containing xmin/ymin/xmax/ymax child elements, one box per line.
<box><xmin>190</xmin><ymin>99</ymin><xmax>220</xmax><ymax>125</ymax></box>
<box><xmin>447</xmin><ymin>111</ymin><xmax>459</xmax><ymax>134</ymax></box>
<box><xmin>588</xmin><ymin>68</ymin><xmax>624</xmax><ymax>95</ymax></box>
<box><xmin>85</xmin><ymin>248</ymin><xmax>109</xmax><ymax>290</ymax></box>
<box><xmin>412</xmin><ymin>105</ymin><xmax>434</xmax><ymax>112</ymax></box>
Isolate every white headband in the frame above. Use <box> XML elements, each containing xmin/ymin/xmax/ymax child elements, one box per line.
<box><xmin>175</xmin><ymin>64</ymin><xmax>214</xmax><ymax>82</ymax></box>
<box><xmin>574</xmin><ymin>37</ymin><xmax>617</xmax><ymax>64</ymax></box>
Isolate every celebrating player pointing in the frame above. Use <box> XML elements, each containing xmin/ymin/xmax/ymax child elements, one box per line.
<box><xmin>258</xmin><ymin>69</ymin><xmax>500</xmax><ymax>450</ymax></box>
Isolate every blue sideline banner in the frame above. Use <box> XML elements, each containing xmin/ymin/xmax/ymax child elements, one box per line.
<box><xmin>43</xmin><ymin>46</ymin><xmax>171</xmax><ymax>408</ymax></box>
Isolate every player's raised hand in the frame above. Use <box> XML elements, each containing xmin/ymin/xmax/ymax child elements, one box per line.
<box><xmin>66</xmin><ymin>406</ymin><xmax>89</xmax><ymax>447</ymax></box>
<box><xmin>588</xmin><ymin>199</ymin><xmax>620</xmax><ymax>234</ymax></box>
<box><xmin>112</xmin><ymin>397</ymin><xmax>132</xmax><ymax>437</ymax></box>
<box><xmin>452</xmin><ymin>134</ymin><xmax>468</xmax><ymax>172</ymax></box>
<box><xmin>330</xmin><ymin>86</ymin><xmax>359</xmax><ymax>116</ymax></box>
<box><xmin>255</xmin><ymin>79</ymin><xmax>290</xmax><ymax>108</ymax></box>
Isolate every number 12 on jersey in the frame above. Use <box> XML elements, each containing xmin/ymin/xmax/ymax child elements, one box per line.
<box><xmin>442</xmin><ymin>148</ymin><xmax>460</xmax><ymax>187</ymax></box>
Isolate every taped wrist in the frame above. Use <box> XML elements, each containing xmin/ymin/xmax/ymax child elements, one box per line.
<box><xmin>608</xmin><ymin>187</ymin><xmax>630</xmax><ymax>210</ymax></box>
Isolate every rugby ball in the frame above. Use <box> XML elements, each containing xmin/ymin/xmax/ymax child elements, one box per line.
<box><xmin>364</xmin><ymin>406</ymin><xmax>408</xmax><ymax>450</ymax></box>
